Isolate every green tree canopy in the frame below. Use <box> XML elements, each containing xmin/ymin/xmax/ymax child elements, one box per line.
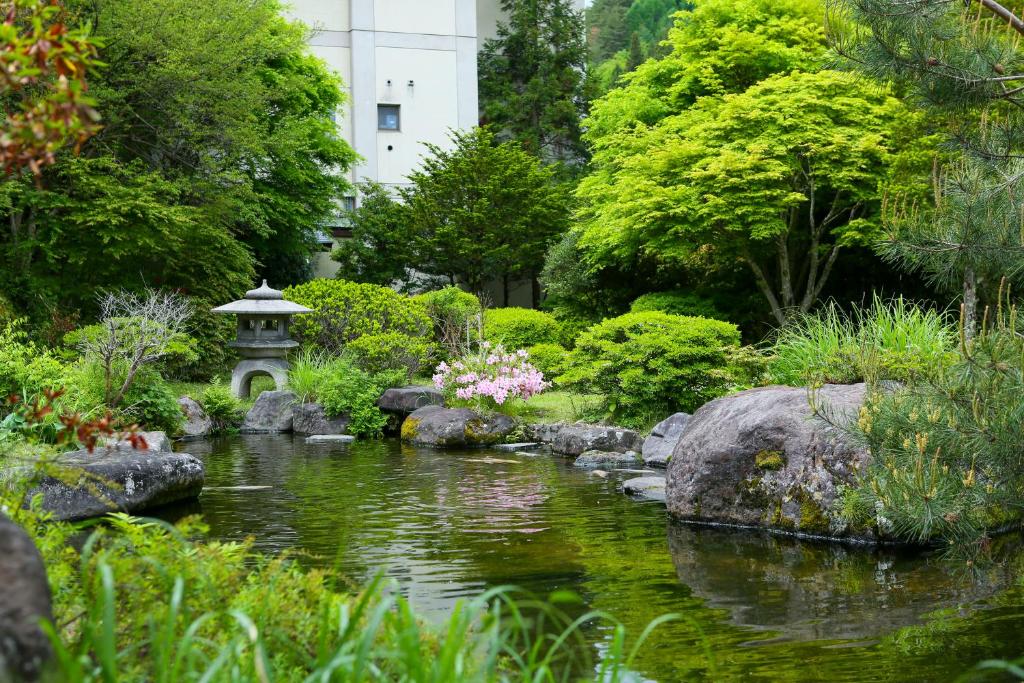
<box><xmin>577</xmin><ymin>70</ymin><xmax>911</xmax><ymax>324</ymax></box>
<box><xmin>403</xmin><ymin>127</ymin><xmax>571</xmax><ymax>304</ymax></box>
<box><xmin>0</xmin><ymin>0</ymin><xmax>355</xmax><ymax>320</ymax></box>
<box><xmin>478</xmin><ymin>0</ymin><xmax>591</xmax><ymax>165</ymax></box>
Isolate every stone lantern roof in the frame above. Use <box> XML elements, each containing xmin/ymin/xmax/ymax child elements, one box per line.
<box><xmin>211</xmin><ymin>280</ymin><xmax>312</xmax><ymax>316</ymax></box>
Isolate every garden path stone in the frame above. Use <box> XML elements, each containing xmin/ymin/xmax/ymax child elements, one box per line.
<box><xmin>242</xmin><ymin>390</ymin><xmax>297</xmax><ymax>433</ymax></box>
<box><xmin>28</xmin><ymin>445</ymin><xmax>205</xmax><ymax>522</ymax></box>
<box><xmin>178</xmin><ymin>396</ymin><xmax>213</xmax><ymax>438</ymax></box>
<box><xmin>400</xmin><ymin>405</ymin><xmax>516</xmax><ymax>448</ymax></box>
<box><xmin>0</xmin><ymin>513</ymin><xmax>52</xmax><ymax>682</ymax></box>
<box><xmin>292</xmin><ymin>402</ymin><xmax>349</xmax><ymax>435</ymax></box>
<box><xmin>573</xmin><ymin>450</ymin><xmax>642</xmax><ymax>468</ymax></box>
<box><xmin>665</xmin><ymin>384</ymin><xmax>879</xmax><ymax>541</ymax></box>
<box><xmin>641</xmin><ymin>412</ymin><xmax>691</xmax><ymax>467</ymax></box>
<box><xmin>622</xmin><ymin>476</ymin><xmax>667</xmax><ymax>502</ymax></box>
<box><xmin>552</xmin><ymin>425</ymin><xmax>643</xmax><ymax>456</ymax></box>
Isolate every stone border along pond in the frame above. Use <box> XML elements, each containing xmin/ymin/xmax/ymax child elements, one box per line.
<box><xmin>34</xmin><ymin>380</ymin><xmax>936</xmax><ymax>548</ymax></box>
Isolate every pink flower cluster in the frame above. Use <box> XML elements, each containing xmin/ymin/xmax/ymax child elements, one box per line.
<box><xmin>433</xmin><ymin>342</ymin><xmax>550</xmax><ymax>408</ymax></box>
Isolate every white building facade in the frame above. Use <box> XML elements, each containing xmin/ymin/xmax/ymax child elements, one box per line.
<box><xmin>290</xmin><ymin>0</ymin><xmax>584</xmax><ymax>296</ymax></box>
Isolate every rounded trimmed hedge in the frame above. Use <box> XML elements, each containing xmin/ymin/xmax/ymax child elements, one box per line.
<box><xmin>483</xmin><ymin>308</ymin><xmax>562</xmax><ymax>350</ymax></box>
<box><xmin>629</xmin><ymin>290</ymin><xmax>725</xmax><ymax>320</ymax></box>
<box><xmin>283</xmin><ymin>279</ymin><xmax>430</xmax><ymax>353</ymax></box>
<box><xmin>558</xmin><ymin>311</ymin><xmax>741</xmax><ymax>426</ymax></box>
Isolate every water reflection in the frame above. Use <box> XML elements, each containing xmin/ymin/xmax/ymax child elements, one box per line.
<box><xmin>167</xmin><ymin>434</ymin><xmax>1024</xmax><ymax>681</ymax></box>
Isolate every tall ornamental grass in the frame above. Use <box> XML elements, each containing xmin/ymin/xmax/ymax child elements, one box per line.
<box><xmin>769</xmin><ymin>296</ymin><xmax>955</xmax><ymax>386</ymax></box>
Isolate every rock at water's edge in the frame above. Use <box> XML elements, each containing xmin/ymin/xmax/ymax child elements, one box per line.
<box><xmin>102</xmin><ymin>430</ymin><xmax>172</xmax><ymax>453</ymax></box>
<box><xmin>0</xmin><ymin>514</ymin><xmax>52</xmax><ymax>681</ymax></box>
<box><xmin>552</xmin><ymin>424</ymin><xmax>643</xmax><ymax>456</ymax></box>
<box><xmin>401</xmin><ymin>405</ymin><xmax>516</xmax><ymax>448</ymax></box>
<box><xmin>29</xmin><ymin>446</ymin><xmax>206</xmax><ymax>522</ymax></box>
<box><xmin>642</xmin><ymin>413</ymin><xmax>690</xmax><ymax>467</ymax></box>
<box><xmin>665</xmin><ymin>384</ymin><xmax>875</xmax><ymax>541</ymax></box>
<box><xmin>622</xmin><ymin>476</ymin><xmax>666</xmax><ymax>502</ymax></box>
<box><xmin>178</xmin><ymin>396</ymin><xmax>212</xmax><ymax>439</ymax></box>
<box><xmin>292</xmin><ymin>402</ymin><xmax>349</xmax><ymax>435</ymax></box>
<box><xmin>574</xmin><ymin>450</ymin><xmax>642</xmax><ymax>468</ymax></box>
<box><xmin>242</xmin><ymin>391</ymin><xmax>296</xmax><ymax>433</ymax></box>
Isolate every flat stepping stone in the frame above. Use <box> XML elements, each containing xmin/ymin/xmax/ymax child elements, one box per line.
<box><xmin>465</xmin><ymin>457</ymin><xmax>520</xmax><ymax>464</ymax></box>
<box><xmin>621</xmin><ymin>476</ymin><xmax>667</xmax><ymax>502</ymax></box>
<box><xmin>305</xmin><ymin>435</ymin><xmax>355</xmax><ymax>444</ymax></box>
<box><xmin>495</xmin><ymin>442</ymin><xmax>542</xmax><ymax>451</ymax></box>
<box><xmin>613</xmin><ymin>468</ymin><xmax>658</xmax><ymax>475</ymax></box>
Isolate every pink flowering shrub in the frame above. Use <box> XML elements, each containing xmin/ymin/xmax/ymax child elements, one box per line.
<box><xmin>432</xmin><ymin>342</ymin><xmax>550</xmax><ymax>413</ymax></box>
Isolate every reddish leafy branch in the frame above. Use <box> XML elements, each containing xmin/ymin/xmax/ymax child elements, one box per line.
<box><xmin>0</xmin><ymin>0</ymin><xmax>101</xmax><ymax>175</ymax></box>
<box><xmin>5</xmin><ymin>388</ymin><xmax>146</xmax><ymax>452</ymax></box>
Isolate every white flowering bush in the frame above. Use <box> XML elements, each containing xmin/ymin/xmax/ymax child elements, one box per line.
<box><xmin>432</xmin><ymin>342</ymin><xmax>550</xmax><ymax>414</ymax></box>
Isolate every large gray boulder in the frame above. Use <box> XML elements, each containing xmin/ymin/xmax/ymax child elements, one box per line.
<box><xmin>524</xmin><ymin>422</ymin><xmax>564</xmax><ymax>444</ymax></box>
<box><xmin>0</xmin><ymin>514</ymin><xmax>52</xmax><ymax>681</ymax></box>
<box><xmin>551</xmin><ymin>424</ymin><xmax>643</xmax><ymax>456</ymax></box>
<box><xmin>242</xmin><ymin>390</ymin><xmax>296</xmax><ymax>433</ymax></box>
<box><xmin>292</xmin><ymin>403</ymin><xmax>349</xmax><ymax>435</ymax></box>
<box><xmin>641</xmin><ymin>413</ymin><xmax>690</xmax><ymax>467</ymax></box>
<box><xmin>177</xmin><ymin>396</ymin><xmax>212</xmax><ymax>439</ymax></box>
<box><xmin>401</xmin><ymin>405</ymin><xmax>516</xmax><ymax>448</ymax></box>
<box><xmin>665</xmin><ymin>384</ymin><xmax>875</xmax><ymax>541</ymax></box>
<box><xmin>29</xmin><ymin>445</ymin><xmax>206</xmax><ymax>522</ymax></box>
<box><xmin>377</xmin><ymin>386</ymin><xmax>444</xmax><ymax>416</ymax></box>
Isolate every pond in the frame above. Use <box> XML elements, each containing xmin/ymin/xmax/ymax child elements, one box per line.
<box><xmin>168</xmin><ymin>435</ymin><xmax>1024</xmax><ymax>682</ymax></box>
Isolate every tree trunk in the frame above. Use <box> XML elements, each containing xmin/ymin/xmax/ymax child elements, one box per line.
<box><xmin>531</xmin><ymin>276</ymin><xmax>541</xmax><ymax>309</ymax></box>
<box><xmin>502</xmin><ymin>274</ymin><xmax>510</xmax><ymax>307</ymax></box>
<box><xmin>963</xmin><ymin>266</ymin><xmax>978</xmax><ymax>341</ymax></box>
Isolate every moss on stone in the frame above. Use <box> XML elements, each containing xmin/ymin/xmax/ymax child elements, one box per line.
<box><xmin>795</xmin><ymin>489</ymin><xmax>831</xmax><ymax>534</ymax></box>
<box><xmin>755</xmin><ymin>449</ymin><xmax>786</xmax><ymax>470</ymax></box>
<box><xmin>400</xmin><ymin>417</ymin><xmax>420</xmax><ymax>442</ymax></box>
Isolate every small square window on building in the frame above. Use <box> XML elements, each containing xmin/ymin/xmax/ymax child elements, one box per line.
<box><xmin>342</xmin><ymin>196</ymin><xmax>356</xmax><ymax>212</ymax></box>
<box><xmin>378</xmin><ymin>104</ymin><xmax>400</xmax><ymax>131</ymax></box>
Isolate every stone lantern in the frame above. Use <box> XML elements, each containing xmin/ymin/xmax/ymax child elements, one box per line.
<box><xmin>212</xmin><ymin>280</ymin><xmax>312</xmax><ymax>398</ymax></box>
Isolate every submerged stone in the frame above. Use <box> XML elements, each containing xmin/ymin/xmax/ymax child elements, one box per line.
<box><xmin>574</xmin><ymin>450</ymin><xmax>642</xmax><ymax>468</ymax></box>
<box><xmin>305</xmin><ymin>434</ymin><xmax>356</xmax><ymax>444</ymax></box>
<box><xmin>622</xmin><ymin>476</ymin><xmax>666</xmax><ymax>502</ymax></box>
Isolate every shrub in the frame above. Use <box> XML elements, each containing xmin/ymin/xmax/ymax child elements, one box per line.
<box><xmin>432</xmin><ymin>342</ymin><xmax>549</xmax><ymax>414</ymax></box>
<box><xmin>200</xmin><ymin>378</ymin><xmax>243</xmax><ymax>432</ymax></box>
<box><xmin>283</xmin><ymin>279</ymin><xmax>430</xmax><ymax>353</ymax></box>
<box><xmin>526</xmin><ymin>343</ymin><xmax>567</xmax><ymax>378</ymax></box>
<box><xmin>413</xmin><ymin>286</ymin><xmax>482</xmax><ymax>359</ymax></box>
<box><xmin>288</xmin><ymin>352</ymin><xmax>402</xmax><ymax>437</ymax></box>
<box><xmin>630</xmin><ymin>291</ymin><xmax>725</xmax><ymax>320</ymax></box>
<box><xmin>347</xmin><ymin>332</ymin><xmax>434</xmax><ymax>378</ymax></box>
<box><xmin>66</xmin><ymin>362</ymin><xmax>183</xmax><ymax>433</ymax></box>
<box><xmin>483</xmin><ymin>308</ymin><xmax>562</xmax><ymax>349</ymax></box>
<box><xmin>0</xmin><ymin>320</ymin><xmax>67</xmax><ymax>405</ymax></box>
<box><xmin>558</xmin><ymin>312</ymin><xmax>741</xmax><ymax>427</ymax></box>
<box><xmin>769</xmin><ymin>297</ymin><xmax>955</xmax><ymax>386</ymax></box>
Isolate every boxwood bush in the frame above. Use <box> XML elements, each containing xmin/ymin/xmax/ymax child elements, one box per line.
<box><xmin>629</xmin><ymin>290</ymin><xmax>725</xmax><ymax>321</ymax></box>
<box><xmin>483</xmin><ymin>308</ymin><xmax>562</xmax><ymax>349</ymax></box>
<box><xmin>413</xmin><ymin>286</ymin><xmax>481</xmax><ymax>359</ymax></box>
<box><xmin>558</xmin><ymin>312</ymin><xmax>742</xmax><ymax>426</ymax></box>
<box><xmin>526</xmin><ymin>343</ymin><xmax>567</xmax><ymax>378</ymax></box>
<box><xmin>347</xmin><ymin>332</ymin><xmax>434</xmax><ymax>378</ymax></box>
<box><xmin>283</xmin><ymin>279</ymin><xmax>430</xmax><ymax>353</ymax></box>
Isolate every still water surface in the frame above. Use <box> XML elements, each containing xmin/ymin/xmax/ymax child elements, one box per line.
<box><xmin>171</xmin><ymin>435</ymin><xmax>1024</xmax><ymax>681</ymax></box>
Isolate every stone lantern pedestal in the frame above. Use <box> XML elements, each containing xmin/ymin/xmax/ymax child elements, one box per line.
<box><xmin>211</xmin><ymin>281</ymin><xmax>312</xmax><ymax>398</ymax></box>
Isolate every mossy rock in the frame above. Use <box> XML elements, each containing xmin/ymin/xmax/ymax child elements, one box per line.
<box><xmin>755</xmin><ymin>450</ymin><xmax>785</xmax><ymax>471</ymax></box>
<box><xmin>401</xmin><ymin>405</ymin><xmax>516</xmax><ymax>448</ymax></box>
